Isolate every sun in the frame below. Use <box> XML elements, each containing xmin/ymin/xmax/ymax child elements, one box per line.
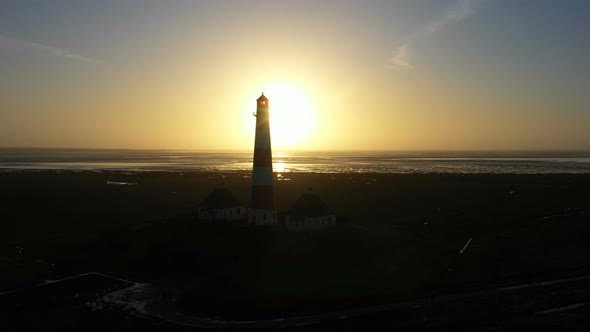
<box><xmin>263</xmin><ymin>84</ymin><xmax>317</xmax><ymax>149</ymax></box>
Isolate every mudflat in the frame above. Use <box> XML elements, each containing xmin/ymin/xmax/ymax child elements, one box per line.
<box><xmin>2</xmin><ymin>170</ymin><xmax>589</xmax><ymax>240</ymax></box>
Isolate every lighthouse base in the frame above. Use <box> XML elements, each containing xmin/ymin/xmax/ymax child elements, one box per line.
<box><xmin>248</xmin><ymin>209</ymin><xmax>277</xmax><ymax>225</ymax></box>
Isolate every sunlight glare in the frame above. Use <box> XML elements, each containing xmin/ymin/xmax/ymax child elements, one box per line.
<box><xmin>274</xmin><ymin>162</ymin><xmax>286</xmax><ymax>173</ymax></box>
<box><xmin>264</xmin><ymin>84</ymin><xmax>317</xmax><ymax>148</ymax></box>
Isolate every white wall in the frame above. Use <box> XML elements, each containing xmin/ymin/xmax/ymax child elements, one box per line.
<box><xmin>248</xmin><ymin>209</ymin><xmax>277</xmax><ymax>225</ymax></box>
<box><xmin>198</xmin><ymin>206</ymin><xmax>247</xmax><ymax>221</ymax></box>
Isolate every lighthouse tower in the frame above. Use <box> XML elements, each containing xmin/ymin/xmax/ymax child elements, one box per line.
<box><xmin>249</xmin><ymin>93</ymin><xmax>277</xmax><ymax>225</ymax></box>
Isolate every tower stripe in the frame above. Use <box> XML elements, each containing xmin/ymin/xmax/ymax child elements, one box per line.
<box><xmin>252</xmin><ymin>167</ymin><xmax>273</xmax><ymax>186</ymax></box>
<box><xmin>253</xmin><ymin>148</ymin><xmax>273</xmax><ymax>167</ymax></box>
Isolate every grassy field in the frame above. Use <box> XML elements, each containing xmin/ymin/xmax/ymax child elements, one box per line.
<box><xmin>1</xmin><ymin>171</ymin><xmax>590</xmax><ymax>320</ymax></box>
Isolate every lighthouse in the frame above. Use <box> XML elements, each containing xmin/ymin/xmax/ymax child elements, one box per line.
<box><xmin>249</xmin><ymin>93</ymin><xmax>277</xmax><ymax>225</ymax></box>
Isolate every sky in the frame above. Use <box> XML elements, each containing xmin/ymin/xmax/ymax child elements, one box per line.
<box><xmin>1</xmin><ymin>0</ymin><xmax>589</xmax><ymax>151</ymax></box>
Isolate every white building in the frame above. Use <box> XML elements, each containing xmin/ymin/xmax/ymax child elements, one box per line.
<box><xmin>284</xmin><ymin>191</ymin><xmax>337</xmax><ymax>231</ymax></box>
<box><xmin>198</xmin><ymin>187</ymin><xmax>247</xmax><ymax>222</ymax></box>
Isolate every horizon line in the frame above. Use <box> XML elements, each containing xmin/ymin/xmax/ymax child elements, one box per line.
<box><xmin>1</xmin><ymin>147</ymin><xmax>590</xmax><ymax>153</ymax></box>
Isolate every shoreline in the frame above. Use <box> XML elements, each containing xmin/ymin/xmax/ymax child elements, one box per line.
<box><xmin>2</xmin><ymin>150</ymin><xmax>590</xmax><ymax>175</ymax></box>
<box><xmin>2</xmin><ymin>168</ymin><xmax>590</xmax><ymax>175</ymax></box>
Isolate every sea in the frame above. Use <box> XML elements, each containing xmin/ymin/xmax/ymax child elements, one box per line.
<box><xmin>1</xmin><ymin>149</ymin><xmax>590</xmax><ymax>174</ymax></box>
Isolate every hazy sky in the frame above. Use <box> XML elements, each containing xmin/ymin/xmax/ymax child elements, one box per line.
<box><xmin>1</xmin><ymin>0</ymin><xmax>589</xmax><ymax>151</ymax></box>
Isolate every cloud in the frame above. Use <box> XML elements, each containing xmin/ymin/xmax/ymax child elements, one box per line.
<box><xmin>424</xmin><ymin>0</ymin><xmax>487</xmax><ymax>36</ymax></box>
<box><xmin>387</xmin><ymin>44</ymin><xmax>414</xmax><ymax>71</ymax></box>
<box><xmin>0</xmin><ymin>34</ymin><xmax>103</xmax><ymax>65</ymax></box>
<box><xmin>387</xmin><ymin>0</ymin><xmax>487</xmax><ymax>71</ymax></box>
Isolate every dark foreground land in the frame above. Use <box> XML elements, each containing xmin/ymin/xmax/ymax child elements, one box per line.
<box><xmin>1</xmin><ymin>170</ymin><xmax>590</xmax><ymax>330</ymax></box>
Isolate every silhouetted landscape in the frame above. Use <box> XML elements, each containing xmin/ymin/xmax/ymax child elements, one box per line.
<box><xmin>2</xmin><ymin>169</ymin><xmax>590</xmax><ymax>330</ymax></box>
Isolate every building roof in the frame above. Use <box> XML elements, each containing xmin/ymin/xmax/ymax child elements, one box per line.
<box><xmin>257</xmin><ymin>92</ymin><xmax>268</xmax><ymax>101</ymax></box>
<box><xmin>288</xmin><ymin>193</ymin><xmax>334</xmax><ymax>219</ymax></box>
<box><xmin>200</xmin><ymin>187</ymin><xmax>241</xmax><ymax>209</ymax></box>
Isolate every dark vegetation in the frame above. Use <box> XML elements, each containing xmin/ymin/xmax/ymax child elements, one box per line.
<box><xmin>1</xmin><ymin>171</ymin><xmax>590</xmax><ymax>329</ymax></box>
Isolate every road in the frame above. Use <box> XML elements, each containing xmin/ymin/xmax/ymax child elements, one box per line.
<box><xmin>131</xmin><ymin>273</ymin><xmax>590</xmax><ymax>328</ymax></box>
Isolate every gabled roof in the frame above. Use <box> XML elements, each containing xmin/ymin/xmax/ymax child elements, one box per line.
<box><xmin>257</xmin><ymin>92</ymin><xmax>268</xmax><ymax>101</ymax></box>
<box><xmin>200</xmin><ymin>187</ymin><xmax>240</xmax><ymax>209</ymax></box>
<box><xmin>288</xmin><ymin>193</ymin><xmax>334</xmax><ymax>218</ymax></box>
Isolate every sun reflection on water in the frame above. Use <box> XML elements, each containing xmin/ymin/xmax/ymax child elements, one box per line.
<box><xmin>274</xmin><ymin>162</ymin><xmax>286</xmax><ymax>173</ymax></box>
<box><xmin>274</xmin><ymin>162</ymin><xmax>292</xmax><ymax>180</ymax></box>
